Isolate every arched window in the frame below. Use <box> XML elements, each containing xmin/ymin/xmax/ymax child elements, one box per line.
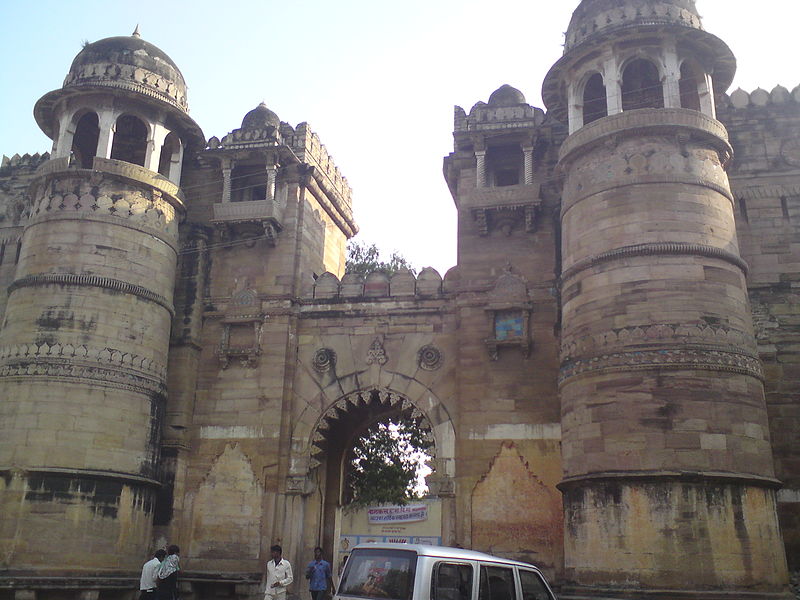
<box><xmin>111</xmin><ymin>115</ymin><xmax>148</xmax><ymax>166</ymax></box>
<box><xmin>622</xmin><ymin>59</ymin><xmax>664</xmax><ymax>111</ymax></box>
<box><xmin>583</xmin><ymin>73</ymin><xmax>608</xmax><ymax>125</ymax></box>
<box><xmin>71</xmin><ymin>112</ymin><xmax>99</xmax><ymax>169</ymax></box>
<box><xmin>679</xmin><ymin>61</ymin><xmax>702</xmax><ymax>111</ymax></box>
<box><xmin>158</xmin><ymin>132</ymin><xmax>182</xmax><ymax>179</ymax></box>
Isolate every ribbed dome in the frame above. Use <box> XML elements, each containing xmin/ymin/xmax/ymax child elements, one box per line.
<box><xmin>34</xmin><ymin>29</ymin><xmax>204</xmax><ymax>147</ymax></box>
<box><xmin>565</xmin><ymin>0</ymin><xmax>702</xmax><ymax>52</ymax></box>
<box><xmin>61</xmin><ymin>31</ymin><xmax>188</xmax><ymax>111</ymax></box>
<box><xmin>241</xmin><ymin>102</ymin><xmax>281</xmax><ymax>129</ymax></box>
<box><xmin>488</xmin><ymin>85</ymin><xmax>526</xmax><ymax>107</ymax></box>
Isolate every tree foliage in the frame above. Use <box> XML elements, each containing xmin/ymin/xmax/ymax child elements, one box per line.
<box><xmin>347</xmin><ymin>419</ymin><xmax>430</xmax><ymax>509</ymax></box>
<box><xmin>346</xmin><ymin>241</ymin><xmax>415</xmax><ymax>276</ymax></box>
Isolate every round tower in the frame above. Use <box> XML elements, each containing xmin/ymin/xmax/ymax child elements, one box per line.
<box><xmin>0</xmin><ymin>30</ymin><xmax>203</xmax><ymax>578</ymax></box>
<box><xmin>543</xmin><ymin>1</ymin><xmax>791</xmax><ymax>597</ymax></box>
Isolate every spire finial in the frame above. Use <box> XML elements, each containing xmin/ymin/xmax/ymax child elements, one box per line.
<box><xmin>132</xmin><ymin>24</ymin><xmax>141</xmax><ymax>38</ymax></box>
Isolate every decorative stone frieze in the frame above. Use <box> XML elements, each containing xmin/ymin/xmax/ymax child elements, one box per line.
<box><xmin>561</xmin><ymin>323</ymin><xmax>758</xmax><ymax>360</ymax></box>
<box><xmin>9</xmin><ymin>273</ymin><xmax>174</xmax><ymax>315</ymax></box>
<box><xmin>560</xmin><ymin>242</ymin><xmax>750</xmax><ymax>282</ymax></box>
<box><xmin>0</xmin><ymin>342</ymin><xmax>167</xmax><ymax>379</ymax></box>
<box><xmin>0</xmin><ymin>359</ymin><xmax>165</xmax><ymax>395</ymax></box>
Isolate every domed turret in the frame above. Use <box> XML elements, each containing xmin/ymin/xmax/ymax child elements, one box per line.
<box><xmin>241</xmin><ymin>102</ymin><xmax>281</xmax><ymax>130</ymax></box>
<box><xmin>487</xmin><ymin>84</ymin><xmax>526</xmax><ymax>107</ymax></box>
<box><xmin>543</xmin><ymin>0</ymin><xmax>735</xmax><ymax>132</ymax></box>
<box><xmin>565</xmin><ymin>0</ymin><xmax>702</xmax><ymax>51</ymax></box>
<box><xmin>35</xmin><ymin>29</ymin><xmax>203</xmax><ymax>150</ymax></box>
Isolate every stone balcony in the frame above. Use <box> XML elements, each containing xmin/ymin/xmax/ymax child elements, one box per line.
<box><xmin>211</xmin><ymin>200</ymin><xmax>284</xmax><ymax>246</ymax></box>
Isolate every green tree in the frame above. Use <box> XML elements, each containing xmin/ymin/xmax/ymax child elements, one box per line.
<box><xmin>347</xmin><ymin>419</ymin><xmax>430</xmax><ymax>509</ymax></box>
<box><xmin>346</xmin><ymin>241</ymin><xmax>415</xmax><ymax>276</ymax></box>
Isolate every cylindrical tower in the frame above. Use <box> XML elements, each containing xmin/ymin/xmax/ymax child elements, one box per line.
<box><xmin>543</xmin><ymin>1</ymin><xmax>791</xmax><ymax>598</ymax></box>
<box><xmin>0</xmin><ymin>30</ymin><xmax>203</xmax><ymax>580</ymax></box>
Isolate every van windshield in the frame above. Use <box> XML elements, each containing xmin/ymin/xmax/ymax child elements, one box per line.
<box><xmin>339</xmin><ymin>548</ymin><xmax>417</xmax><ymax>600</ymax></box>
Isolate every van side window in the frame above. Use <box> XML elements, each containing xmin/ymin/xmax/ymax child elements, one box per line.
<box><xmin>517</xmin><ymin>569</ymin><xmax>552</xmax><ymax>600</ymax></box>
<box><xmin>478</xmin><ymin>566</ymin><xmax>515</xmax><ymax>600</ymax></box>
<box><xmin>432</xmin><ymin>563</ymin><xmax>473</xmax><ymax>600</ymax></box>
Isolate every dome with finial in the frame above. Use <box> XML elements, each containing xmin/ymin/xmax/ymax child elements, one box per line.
<box><xmin>487</xmin><ymin>85</ymin><xmax>527</xmax><ymax>107</ymax></box>
<box><xmin>564</xmin><ymin>0</ymin><xmax>703</xmax><ymax>52</ymax></box>
<box><xmin>34</xmin><ymin>28</ymin><xmax>203</xmax><ymax>146</ymax></box>
<box><xmin>241</xmin><ymin>102</ymin><xmax>281</xmax><ymax>130</ymax></box>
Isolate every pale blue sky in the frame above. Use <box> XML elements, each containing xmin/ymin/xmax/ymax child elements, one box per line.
<box><xmin>2</xmin><ymin>0</ymin><xmax>798</xmax><ymax>273</ymax></box>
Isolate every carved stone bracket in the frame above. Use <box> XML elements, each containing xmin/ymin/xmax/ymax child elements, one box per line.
<box><xmin>472</xmin><ymin>203</ymin><xmax>539</xmax><ymax>236</ymax></box>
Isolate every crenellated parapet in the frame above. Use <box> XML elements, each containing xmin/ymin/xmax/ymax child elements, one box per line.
<box><xmin>724</xmin><ymin>84</ymin><xmax>800</xmax><ymax>111</ymax></box>
<box><xmin>309</xmin><ymin>267</ymin><xmax>451</xmax><ymax>300</ymax></box>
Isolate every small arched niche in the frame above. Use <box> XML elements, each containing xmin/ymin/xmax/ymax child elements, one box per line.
<box><xmin>583</xmin><ymin>73</ymin><xmax>608</xmax><ymax>126</ymax></box>
<box><xmin>111</xmin><ymin>114</ymin><xmax>149</xmax><ymax>167</ymax></box>
<box><xmin>158</xmin><ymin>131</ymin><xmax>182</xmax><ymax>181</ymax></box>
<box><xmin>71</xmin><ymin>111</ymin><xmax>100</xmax><ymax>169</ymax></box>
<box><xmin>622</xmin><ymin>58</ymin><xmax>664</xmax><ymax>111</ymax></box>
<box><xmin>679</xmin><ymin>60</ymin><xmax>703</xmax><ymax>112</ymax></box>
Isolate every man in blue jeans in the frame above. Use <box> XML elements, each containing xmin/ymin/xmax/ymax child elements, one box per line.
<box><xmin>305</xmin><ymin>547</ymin><xmax>332</xmax><ymax>600</ymax></box>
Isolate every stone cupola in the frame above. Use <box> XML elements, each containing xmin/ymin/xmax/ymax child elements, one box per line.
<box><xmin>543</xmin><ymin>0</ymin><xmax>736</xmax><ymax>132</ymax></box>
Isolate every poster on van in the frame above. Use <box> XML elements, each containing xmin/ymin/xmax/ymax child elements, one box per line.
<box><xmin>367</xmin><ymin>504</ymin><xmax>428</xmax><ymax>524</ymax></box>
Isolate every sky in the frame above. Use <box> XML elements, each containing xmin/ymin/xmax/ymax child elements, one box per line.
<box><xmin>1</xmin><ymin>0</ymin><xmax>799</xmax><ymax>275</ymax></box>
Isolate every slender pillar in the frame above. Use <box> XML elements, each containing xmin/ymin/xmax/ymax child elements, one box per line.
<box><xmin>475</xmin><ymin>150</ymin><xmax>486</xmax><ymax>188</ymax></box>
<box><xmin>523</xmin><ymin>144</ymin><xmax>534</xmax><ymax>185</ymax></box>
<box><xmin>222</xmin><ymin>159</ymin><xmax>233</xmax><ymax>203</ymax></box>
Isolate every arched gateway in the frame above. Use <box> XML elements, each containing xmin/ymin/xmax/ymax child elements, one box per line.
<box><xmin>287</xmin><ymin>385</ymin><xmax>457</xmax><ymax>576</ymax></box>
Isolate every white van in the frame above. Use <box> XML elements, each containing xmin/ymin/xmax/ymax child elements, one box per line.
<box><xmin>333</xmin><ymin>543</ymin><xmax>557</xmax><ymax>600</ymax></box>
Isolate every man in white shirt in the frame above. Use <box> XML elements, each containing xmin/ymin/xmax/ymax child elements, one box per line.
<box><xmin>139</xmin><ymin>549</ymin><xmax>166</xmax><ymax>600</ymax></box>
<box><xmin>265</xmin><ymin>544</ymin><xmax>293</xmax><ymax>600</ymax></box>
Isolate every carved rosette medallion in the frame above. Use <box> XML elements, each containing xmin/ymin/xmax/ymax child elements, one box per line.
<box><xmin>312</xmin><ymin>348</ymin><xmax>336</xmax><ymax>373</ymax></box>
<box><xmin>418</xmin><ymin>345</ymin><xmax>443</xmax><ymax>371</ymax></box>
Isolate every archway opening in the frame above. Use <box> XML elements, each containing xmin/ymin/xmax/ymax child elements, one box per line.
<box><xmin>111</xmin><ymin>115</ymin><xmax>148</xmax><ymax>166</ymax></box>
<box><xmin>71</xmin><ymin>112</ymin><xmax>99</xmax><ymax>169</ymax></box>
<box><xmin>158</xmin><ymin>131</ymin><xmax>182</xmax><ymax>180</ymax></box>
<box><xmin>310</xmin><ymin>390</ymin><xmax>435</xmax><ymax>573</ymax></box>
<box><xmin>679</xmin><ymin>61</ymin><xmax>702</xmax><ymax>111</ymax></box>
<box><xmin>622</xmin><ymin>58</ymin><xmax>664</xmax><ymax>111</ymax></box>
<box><xmin>583</xmin><ymin>73</ymin><xmax>607</xmax><ymax>126</ymax></box>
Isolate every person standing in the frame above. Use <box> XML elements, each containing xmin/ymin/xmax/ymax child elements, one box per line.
<box><xmin>157</xmin><ymin>545</ymin><xmax>181</xmax><ymax>600</ymax></box>
<box><xmin>305</xmin><ymin>547</ymin><xmax>332</xmax><ymax>600</ymax></box>
<box><xmin>140</xmin><ymin>549</ymin><xmax>166</xmax><ymax>600</ymax></box>
<box><xmin>265</xmin><ymin>544</ymin><xmax>293</xmax><ymax>600</ymax></box>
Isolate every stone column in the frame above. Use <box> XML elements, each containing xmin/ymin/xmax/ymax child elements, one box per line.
<box><xmin>475</xmin><ymin>150</ymin><xmax>487</xmax><ymax>188</ymax></box>
<box><xmin>663</xmin><ymin>42</ymin><xmax>682</xmax><ymax>109</ymax></box>
<box><xmin>523</xmin><ymin>144</ymin><xmax>534</xmax><ymax>185</ymax></box>
<box><xmin>96</xmin><ymin>110</ymin><xmax>117</xmax><ymax>160</ymax></box>
<box><xmin>222</xmin><ymin>159</ymin><xmax>233</xmax><ymax>203</ymax></box>
<box><xmin>266</xmin><ymin>163</ymin><xmax>277</xmax><ymax>202</ymax></box>
<box><xmin>603</xmin><ymin>56</ymin><xmax>623</xmax><ymax>116</ymax></box>
<box><xmin>145</xmin><ymin>123</ymin><xmax>169</xmax><ymax>172</ymax></box>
